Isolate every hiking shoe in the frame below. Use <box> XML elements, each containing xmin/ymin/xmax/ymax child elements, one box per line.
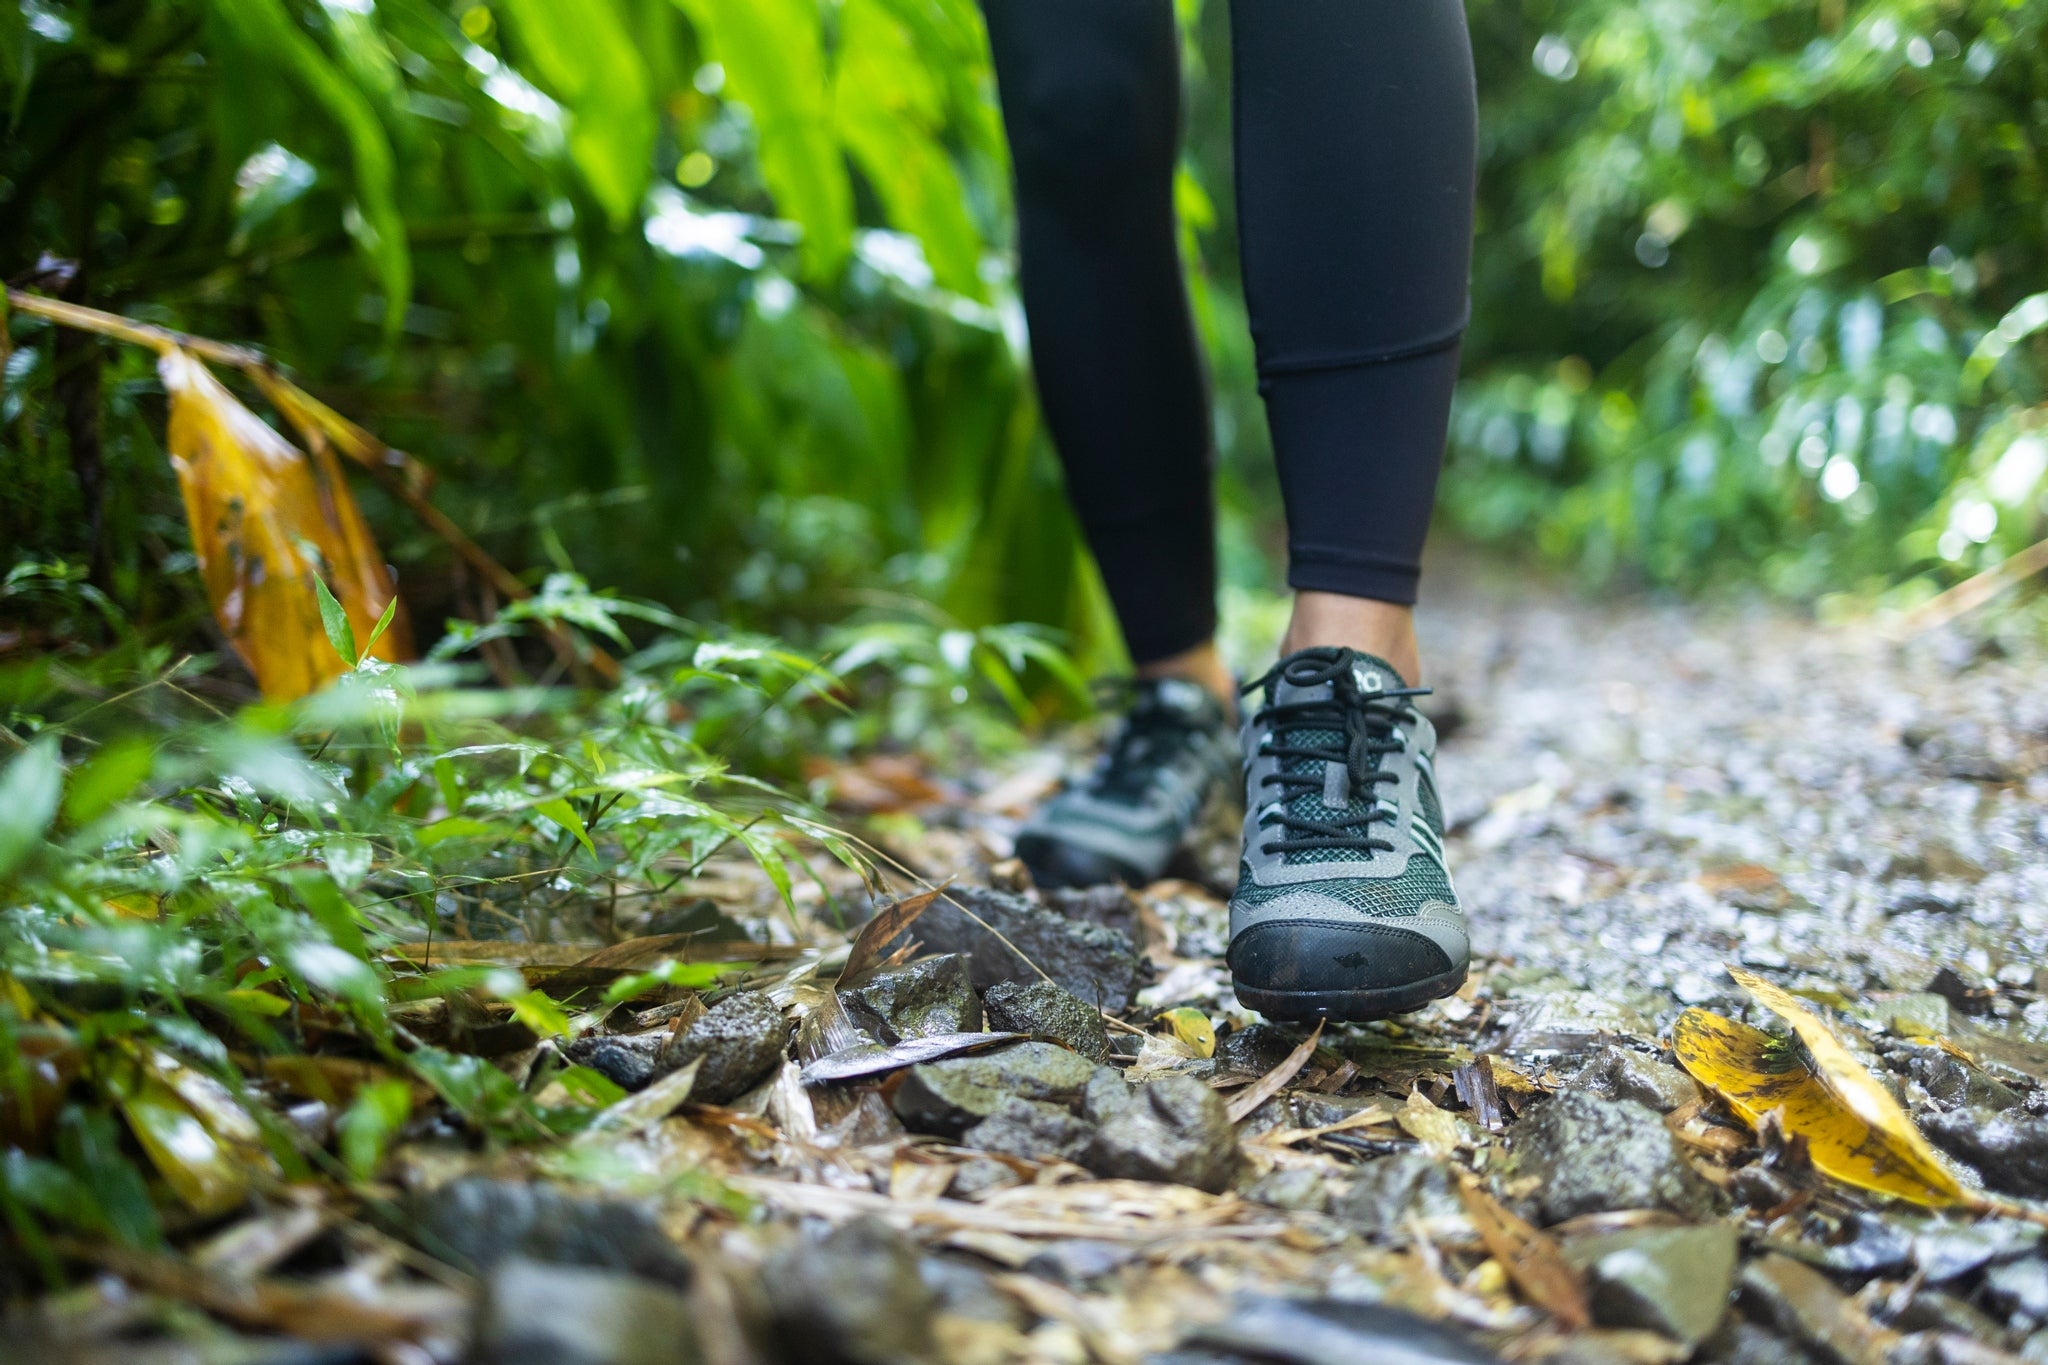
<box><xmin>1228</xmin><ymin>647</ymin><xmax>1469</xmax><ymax>1020</ymax></box>
<box><xmin>1016</xmin><ymin>677</ymin><xmax>1239</xmax><ymax>888</ymax></box>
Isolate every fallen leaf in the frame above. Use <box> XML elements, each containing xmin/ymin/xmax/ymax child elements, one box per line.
<box><xmin>1397</xmin><ymin>1088</ymin><xmax>1465</xmax><ymax>1160</ymax></box>
<box><xmin>1456</xmin><ymin>1172</ymin><xmax>1591</xmax><ymax>1331</ymax></box>
<box><xmin>840</xmin><ymin>886</ymin><xmax>943</xmax><ymax>985</ymax></box>
<box><xmin>1671</xmin><ymin>970</ymin><xmax>1964</xmax><ymax>1208</ymax></box>
<box><xmin>1226</xmin><ymin>1021</ymin><xmax>1323</xmax><ymax>1124</ymax></box>
<box><xmin>1156</xmin><ymin>1007</ymin><xmax>1216</xmax><ymax>1059</ymax></box>
<box><xmin>159</xmin><ymin>347</ymin><xmax>409</xmax><ymax>700</ymax></box>
<box><xmin>575</xmin><ymin>1057</ymin><xmax>700</xmax><ymax>1143</ymax></box>
<box><xmin>800</xmin><ymin>1032</ymin><xmax>1027</xmax><ymax>1086</ymax></box>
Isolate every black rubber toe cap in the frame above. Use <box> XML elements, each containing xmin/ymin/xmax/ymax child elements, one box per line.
<box><xmin>1228</xmin><ymin>919</ymin><xmax>1454</xmax><ymax>995</ymax></box>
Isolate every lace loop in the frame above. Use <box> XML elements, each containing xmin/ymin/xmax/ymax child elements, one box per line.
<box><xmin>1243</xmin><ymin>650</ymin><xmax>1430</xmax><ymax>858</ymax></box>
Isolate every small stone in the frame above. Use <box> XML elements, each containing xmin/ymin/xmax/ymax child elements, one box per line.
<box><xmin>883</xmin><ymin>885</ymin><xmax>1148</xmax><ymax>1012</ymax></box>
<box><xmin>410</xmin><ymin>1178</ymin><xmax>692</xmax><ymax>1285</ymax></box>
<box><xmin>764</xmin><ymin>1217</ymin><xmax>938</xmax><ymax>1365</ymax></box>
<box><xmin>657</xmin><ymin>990</ymin><xmax>788</xmax><ymax>1105</ymax></box>
<box><xmin>1563</xmin><ymin>1224</ymin><xmax>1737</xmax><ymax>1348</ymax></box>
<box><xmin>1213</xmin><ymin>1024</ymin><xmax>1302</xmax><ymax>1078</ymax></box>
<box><xmin>962</xmin><ymin>1097</ymin><xmax>1095</xmax><ymax>1163</ymax></box>
<box><xmin>1176</xmin><ymin>1295</ymin><xmax>1497</xmax><ymax>1364</ymax></box>
<box><xmin>920</xmin><ymin>1256</ymin><xmax>1027</xmax><ymax>1329</ymax></box>
<box><xmin>1985</xmin><ymin>1259</ymin><xmax>2048</xmax><ymax>1324</ymax></box>
<box><xmin>1571</xmin><ymin>1045</ymin><xmax>1700</xmax><ymax>1114</ymax></box>
<box><xmin>1023</xmin><ymin>1240</ymin><xmax>1138</xmax><ymax>1286</ymax></box>
<box><xmin>472</xmin><ymin>1257</ymin><xmax>698</xmax><ymax>1365</ymax></box>
<box><xmin>840</xmin><ymin>955</ymin><xmax>982</xmax><ymax>1044</ymax></box>
<box><xmin>1244</xmin><ymin>1166</ymin><xmax>1332</xmax><ymax>1214</ymax></box>
<box><xmin>1509</xmin><ymin>1092</ymin><xmax>1720</xmax><ymax>1223</ymax></box>
<box><xmin>1330</xmin><ymin>1153</ymin><xmax>1469</xmax><ymax>1240</ymax></box>
<box><xmin>1040</xmin><ymin>885</ymin><xmax>1143</xmax><ymax>945</ymax></box>
<box><xmin>981</xmin><ymin>980</ymin><xmax>1109</xmax><ymax>1062</ymax></box>
<box><xmin>1289</xmin><ymin>1093</ymin><xmax>1385</xmax><ymax>1130</ymax></box>
<box><xmin>1923</xmin><ymin>1109</ymin><xmax>2048</xmax><ymax>1199</ymax></box>
<box><xmin>1499</xmin><ymin>990</ymin><xmax>1658</xmax><ymax>1059</ymax></box>
<box><xmin>561</xmin><ymin>1033</ymin><xmax>666</xmax><ymax>1092</ymax></box>
<box><xmin>1080</xmin><ymin>1071</ymin><xmax>1237</xmax><ymax>1193</ymax></box>
<box><xmin>948</xmin><ymin>1157</ymin><xmax>1022</xmax><ymax>1199</ymax></box>
<box><xmin>890</xmin><ymin>1042</ymin><xmax>1099</xmax><ymax>1138</ymax></box>
<box><xmin>1738</xmin><ymin>1253</ymin><xmax>1900</xmax><ymax>1365</ymax></box>
<box><xmin>1911</xmin><ymin>1216</ymin><xmax>2040</xmax><ymax>1281</ymax></box>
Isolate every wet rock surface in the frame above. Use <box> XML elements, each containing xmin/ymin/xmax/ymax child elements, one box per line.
<box><xmin>962</xmin><ymin>1095</ymin><xmax>1095</xmax><ymax>1163</ymax></box>
<box><xmin>1079</xmin><ymin>1071</ymin><xmax>1237</xmax><ymax>1193</ymax></box>
<box><xmin>410</xmin><ymin>1178</ymin><xmax>693</xmax><ymax>1284</ymax></box>
<box><xmin>887</xmin><ymin>884</ymin><xmax>1148</xmax><ymax>1011</ymax></box>
<box><xmin>890</xmin><ymin>1040</ymin><xmax>1099</xmax><ymax>1137</ymax></box>
<box><xmin>1509</xmin><ymin>1092</ymin><xmax>1721</xmax><ymax>1223</ymax></box>
<box><xmin>1564</xmin><ymin>1224</ymin><xmax>1738</xmax><ymax>1347</ymax></box>
<box><xmin>981</xmin><ymin>978</ymin><xmax>1110</xmax><ymax>1062</ymax></box>
<box><xmin>657</xmin><ymin>989</ymin><xmax>788</xmax><ymax>1103</ymax></box>
<box><xmin>1167</xmin><ymin>1294</ymin><xmax>1501</xmax><ymax>1364</ymax></box>
<box><xmin>839</xmin><ymin>954</ymin><xmax>981</xmax><ymax>1043</ymax></box>
<box><xmin>1571</xmin><ymin>1044</ymin><xmax>1701</xmax><ymax>1114</ymax></box>
<box><xmin>562</xmin><ymin>1033</ymin><xmax>668</xmax><ymax>1092</ymax></box>
<box><xmin>763</xmin><ymin>1218</ymin><xmax>938</xmax><ymax>1365</ymax></box>
<box><xmin>471</xmin><ymin>1257</ymin><xmax>697</xmax><ymax>1365</ymax></box>
<box><xmin>1922</xmin><ymin>1108</ymin><xmax>2048</xmax><ymax>1199</ymax></box>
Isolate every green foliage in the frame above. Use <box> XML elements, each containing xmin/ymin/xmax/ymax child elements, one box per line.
<box><xmin>1447</xmin><ymin>0</ymin><xmax>2048</xmax><ymax>594</ymax></box>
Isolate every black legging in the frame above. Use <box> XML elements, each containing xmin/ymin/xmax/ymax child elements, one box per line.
<box><xmin>981</xmin><ymin>0</ymin><xmax>1476</xmax><ymax>664</ymax></box>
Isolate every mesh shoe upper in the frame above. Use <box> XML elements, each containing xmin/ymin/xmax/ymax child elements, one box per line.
<box><xmin>1016</xmin><ymin>677</ymin><xmax>1238</xmax><ymax>886</ymax></box>
<box><xmin>1228</xmin><ymin>648</ymin><xmax>1467</xmax><ymax>996</ymax></box>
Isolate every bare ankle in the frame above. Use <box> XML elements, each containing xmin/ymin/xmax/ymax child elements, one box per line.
<box><xmin>1134</xmin><ymin>641</ymin><xmax>1238</xmax><ymax>719</ymax></box>
<box><xmin>1280</xmin><ymin>591</ymin><xmax>1422</xmax><ymax>684</ymax></box>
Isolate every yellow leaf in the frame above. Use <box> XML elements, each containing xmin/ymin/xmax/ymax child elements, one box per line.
<box><xmin>1156</xmin><ymin>1007</ymin><xmax>1215</xmax><ymax>1058</ymax></box>
<box><xmin>1397</xmin><ymin>1087</ymin><xmax>1464</xmax><ymax>1160</ymax></box>
<box><xmin>1671</xmin><ymin>970</ymin><xmax>1965</xmax><ymax>1208</ymax></box>
<box><xmin>159</xmin><ymin>348</ymin><xmax>411</xmax><ymax>700</ymax></box>
<box><xmin>113</xmin><ymin>1045</ymin><xmax>278</xmax><ymax>1216</ymax></box>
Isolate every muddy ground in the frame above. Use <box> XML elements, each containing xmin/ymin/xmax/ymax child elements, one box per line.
<box><xmin>19</xmin><ymin>567</ymin><xmax>2048</xmax><ymax>1365</ymax></box>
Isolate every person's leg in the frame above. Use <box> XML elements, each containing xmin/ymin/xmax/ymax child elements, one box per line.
<box><xmin>984</xmin><ymin>0</ymin><xmax>1240</xmax><ymax>888</ymax></box>
<box><xmin>1226</xmin><ymin>0</ymin><xmax>1477</xmax><ymax>1020</ymax></box>
<box><xmin>980</xmin><ymin>0</ymin><xmax>1224</xmax><ymax>701</ymax></box>
<box><xmin>1231</xmin><ymin>0</ymin><xmax>1476</xmax><ymax>681</ymax></box>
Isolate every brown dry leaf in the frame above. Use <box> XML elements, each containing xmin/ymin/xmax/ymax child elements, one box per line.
<box><xmin>1670</xmin><ymin>971</ymin><xmax>1965</xmax><ymax>1208</ymax></box>
<box><xmin>1696</xmin><ymin>863</ymin><xmax>1783</xmax><ymax>898</ymax></box>
<box><xmin>840</xmin><ymin>886</ymin><xmax>943</xmax><ymax>985</ymax></box>
<box><xmin>1455</xmin><ymin>1173</ymin><xmax>1591</xmax><ymax>1330</ymax></box>
<box><xmin>890</xmin><ymin>1155</ymin><xmax>956</xmax><ymax>1203</ymax></box>
<box><xmin>1226</xmin><ymin>1021</ymin><xmax>1323</xmax><ymax>1124</ymax></box>
<box><xmin>159</xmin><ymin>348</ymin><xmax>409</xmax><ymax>700</ymax></box>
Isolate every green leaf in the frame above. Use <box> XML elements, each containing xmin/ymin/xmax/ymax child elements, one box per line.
<box><xmin>498</xmin><ymin>0</ymin><xmax>655</xmax><ymax>227</ymax></box>
<box><xmin>673</xmin><ymin>0</ymin><xmax>852</xmax><ymax>278</ymax></box>
<box><xmin>535</xmin><ymin>796</ymin><xmax>597</xmax><ymax>857</ymax></box>
<box><xmin>0</xmin><ymin>738</ymin><xmax>63</xmax><ymax>879</ymax></box>
<box><xmin>360</xmin><ymin>594</ymin><xmax>401</xmax><ymax>664</ymax></box>
<box><xmin>506</xmin><ymin>989</ymin><xmax>573</xmax><ymax>1039</ymax></box>
<box><xmin>337</xmin><ymin>1080</ymin><xmax>412</xmax><ymax>1182</ymax></box>
<box><xmin>62</xmin><ymin>737</ymin><xmax>155</xmax><ymax>825</ymax></box>
<box><xmin>209</xmin><ymin>0</ymin><xmax>412</xmax><ymax>336</ymax></box>
<box><xmin>315</xmin><ymin>577</ymin><xmax>357</xmax><ymax>665</ymax></box>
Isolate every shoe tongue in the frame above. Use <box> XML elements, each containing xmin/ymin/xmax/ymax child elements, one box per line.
<box><xmin>1266</xmin><ymin>648</ymin><xmax>1408</xmax><ymax>708</ymax></box>
<box><xmin>1134</xmin><ymin>676</ymin><xmax>1220</xmax><ymax>723</ymax></box>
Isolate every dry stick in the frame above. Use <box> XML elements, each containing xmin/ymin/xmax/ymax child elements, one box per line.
<box><xmin>1894</xmin><ymin>532</ymin><xmax>2048</xmax><ymax>639</ymax></box>
<box><xmin>4</xmin><ymin>288</ymin><xmax>619</xmax><ymax>684</ymax></box>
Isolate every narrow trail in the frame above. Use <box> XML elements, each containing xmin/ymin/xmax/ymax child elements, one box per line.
<box><xmin>25</xmin><ymin>574</ymin><xmax>2048</xmax><ymax>1365</ymax></box>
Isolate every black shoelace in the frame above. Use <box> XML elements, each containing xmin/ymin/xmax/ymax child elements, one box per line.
<box><xmin>1244</xmin><ymin>650</ymin><xmax>1429</xmax><ymax>857</ymax></box>
<box><xmin>1090</xmin><ymin>679</ymin><xmax>1214</xmax><ymax>803</ymax></box>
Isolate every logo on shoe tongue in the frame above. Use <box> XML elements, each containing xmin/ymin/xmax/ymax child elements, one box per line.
<box><xmin>1352</xmin><ymin>661</ymin><xmax>1384</xmax><ymax>694</ymax></box>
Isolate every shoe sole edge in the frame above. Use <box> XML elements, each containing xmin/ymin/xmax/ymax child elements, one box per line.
<box><xmin>1234</xmin><ymin>964</ymin><xmax>1468</xmax><ymax>1023</ymax></box>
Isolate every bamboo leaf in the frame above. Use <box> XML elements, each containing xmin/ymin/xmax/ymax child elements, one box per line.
<box><xmin>1671</xmin><ymin>967</ymin><xmax>1966</xmax><ymax>1208</ymax></box>
<box><xmin>1156</xmin><ymin>1007</ymin><xmax>1216</xmax><ymax>1059</ymax></box>
<box><xmin>315</xmin><ymin>577</ymin><xmax>357</xmax><ymax>666</ymax></box>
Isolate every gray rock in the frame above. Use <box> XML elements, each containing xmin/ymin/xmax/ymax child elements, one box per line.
<box><xmin>919</xmin><ymin>1256</ymin><xmax>1027</xmax><ymax>1329</ymax></box>
<box><xmin>839</xmin><ymin>955</ymin><xmax>981</xmax><ymax>1044</ymax></box>
<box><xmin>1213</xmin><ymin>1024</ymin><xmax>1303</xmax><ymax>1078</ymax></box>
<box><xmin>1509</xmin><ymin>1092</ymin><xmax>1720</xmax><ymax>1223</ymax></box>
<box><xmin>1040</xmin><ymin>885</ymin><xmax>1143</xmax><ymax>945</ymax></box>
<box><xmin>1572</xmin><ymin>1045</ymin><xmax>1701</xmax><ymax>1114</ymax></box>
<box><xmin>1695</xmin><ymin>1322</ymin><xmax>1812</xmax><ymax>1365</ymax></box>
<box><xmin>764</xmin><ymin>1217</ymin><xmax>937</xmax><ymax>1364</ymax></box>
<box><xmin>1174</xmin><ymin>1294</ymin><xmax>1499</xmax><ymax>1364</ymax></box>
<box><xmin>410</xmin><ymin>1178</ymin><xmax>691</xmax><ymax>1285</ymax></box>
<box><xmin>981</xmin><ymin>979</ymin><xmax>1109</xmax><ymax>1062</ymax></box>
<box><xmin>882</xmin><ymin>885</ymin><xmax>1147</xmax><ymax>1012</ymax></box>
<box><xmin>1985</xmin><ymin>1259</ymin><xmax>2048</xmax><ymax>1324</ymax></box>
<box><xmin>1330</xmin><ymin>1153</ymin><xmax>1470</xmax><ymax>1240</ymax></box>
<box><xmin>657</xmin><ymin>990</ymin><xmax>787</xmax><ymax>1104</ymax></box>
<box><xmin>1499</xmin><ymin>990</ymin><xmax>1659</xmax><ymax>1060</ymax></box>
<box><xmin>1737</xmin><ymin>1253</ymin><xmax>1899</xmax><ymax>1365</ymax></box>
<box><xmin>1563</xmin><ymin>1224</ymin><xmax>1737</xmax><ymax>1348</ymax></box>
<box><xmin>948</xmin><ymin>1157</ymin><xmax>1023</xmax><ymax>1198</ymax></box>
<box><xmin>562</xmin><ymin>1033</ymin><xmax>667</xmax><ymax>1092</ymax></box>
<box><xmin>1911</xmin><ymin>1218</ymin><xmax>2040</xmax><ymax>1282</ymax></box>
<box><xmin>1243</xmin><ymin>1166</ymin><xmax>1333</xmax><ymax>1214</ymax></box>
<box><xmin>890</xmin><ymin>1041</ymin><xmax>1099</xmax><ymax>1138</ymax></box>
<box><xmin>1892</xmin><ymin>1041</ymin><xmax>2022</xmax><ymax>1111</ymax></box>
<box><xmin>472</xmin><ymin>1257</ymin><xmax>698</xmax><ymax>1365</ymax></box>
<box><xmin>1290</xmin><ymin>1092</ymin><xmax>1388</xmax><ymax>1130</ymax></box>
<box><xmin>1023</xmin><ymin>1239</ymin><xmax>1138</xmax><ymax>1285</ymax></box>
<box><xmin>1080</xmin><ymin>1071</ymin><xmax>1237</xmax><ymax>1193</ymax></box>
<box><xmin>962</xmin><ymin>1096</ymin><xmax>1095</xmax><ymax>1163</ymax></box>
<box><xmin>1923</xmin><ymin>1108</ymin><xmax>2048</xmax><ymax>1199</ymax></box>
